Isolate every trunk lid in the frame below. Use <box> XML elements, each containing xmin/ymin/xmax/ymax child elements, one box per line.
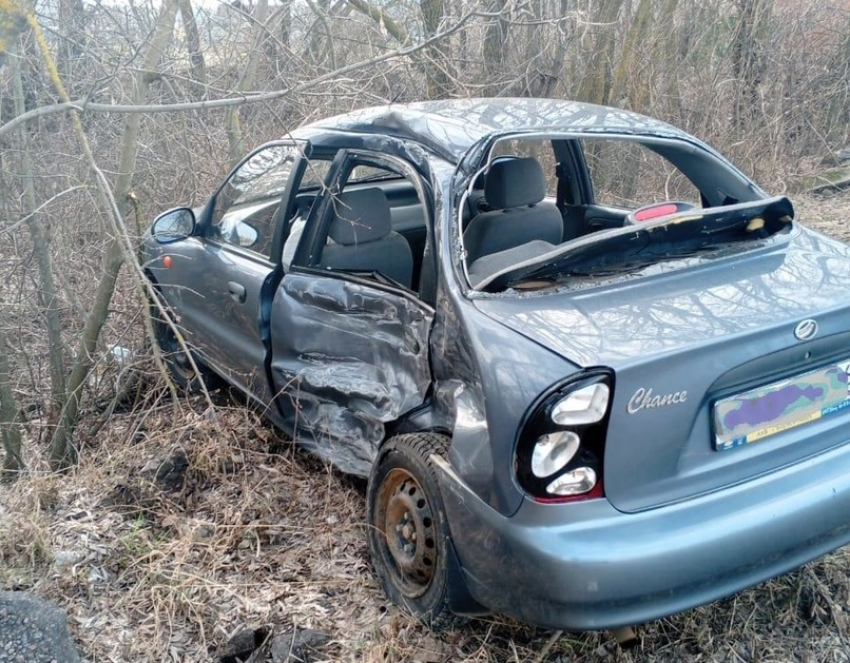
<box><xmin>474</xmin><ymin>227</ymin><xmax>850</xmax><ymax>512</ymax></box>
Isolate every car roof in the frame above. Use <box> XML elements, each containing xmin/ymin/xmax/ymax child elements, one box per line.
<box><xmin>298</xmin><ymin>97</ymin><xmax>693</xmax><ymax>164</ymax></box>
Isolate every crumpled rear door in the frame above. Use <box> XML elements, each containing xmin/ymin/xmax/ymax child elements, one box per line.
<box><xmin>269</xmin><ymin>272</ymin><xmax>434</xmax><ymax>475</ymax></box>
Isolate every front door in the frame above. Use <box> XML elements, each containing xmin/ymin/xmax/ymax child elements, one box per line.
<box><xmin>167</xmin><ymin>141</ymin><xmax>309</xmax><ymax>403</ymax></box>
<box><xmin>268</xmin><ymin>149</ymin><xmax>435</xmax><ymax>475</ymax></box>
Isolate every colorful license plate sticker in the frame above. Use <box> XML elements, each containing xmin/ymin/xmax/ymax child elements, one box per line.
<box><xmin>714</xmin><ymin>358</ymin><xmax>850</xmax><ymax>451</ymax></box>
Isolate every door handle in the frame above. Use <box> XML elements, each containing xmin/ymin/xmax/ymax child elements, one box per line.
<box><xmin>227</xmin><ymin>281</ymin><xmax>247</xmax><ymax>304</ymax></box>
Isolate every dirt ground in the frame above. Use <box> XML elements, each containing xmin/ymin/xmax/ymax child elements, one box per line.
<box><xmin>2</xmin><ymin>189</ymin><xmax>850</xmax><ymax>663</ymax></box>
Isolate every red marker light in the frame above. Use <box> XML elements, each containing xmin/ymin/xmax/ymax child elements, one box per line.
<box><xmin>163</xmin><ymin>255</ymin><xmax>173</xmax><ymax>268</ymax></box>
<box><xmin>634</xmin><ymin>203</ymin><xmax>680</xmax><ymax>222</ymax></box>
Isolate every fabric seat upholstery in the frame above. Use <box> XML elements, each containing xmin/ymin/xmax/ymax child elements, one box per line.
<box><xmin>463</xmin><ymin>157</ymin><xmax>563</xmax><ymax>264</ymax></box>
<box><xmin>319</xmin><ymin>188</ymin><xmax>413</xmax><ymax>288</ymax></box>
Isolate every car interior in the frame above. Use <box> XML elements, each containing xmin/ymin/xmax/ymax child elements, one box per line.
<box><xmin>280</xmin><ymin>135</ymin><xmax>764</xmax><ymax>297</ymax></box>
<box><xmin>299</xmin><ymin>161</ymin><xmax>431</xmax><ymax>296</ymax></box>
<box><xmin>300</xmin><ymin>150</ymin><xmax>630</xmax><ymax>296</ymax></box>
<box><xmin>213</xmin><ymin>128</ymin><xmax>772</xmax><ymax>300</ymax></box>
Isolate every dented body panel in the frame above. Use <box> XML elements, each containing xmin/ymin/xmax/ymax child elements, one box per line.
<box><xmin>269</xmin><ymin>272</ymin><xmax>434</xmax><ymax>475</ymax></box>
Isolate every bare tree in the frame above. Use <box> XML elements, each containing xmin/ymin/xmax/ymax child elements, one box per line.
<box><xmin>577</xmin><ymin>0</ymin><xmax>624</xmax><ymax>105</ymax></box>
<box><xmin>482</xmin><ymin>0</ymin><xmax>508</xmax><ymax>94</ymax></box>
<box><xmin>224</xmin><ymin>0</ymin><xmax>270</xmax><ymax>165</ymax></box>
<box><xmin>39</xmin><ymin>0</ymin><xmax>180</xmax><ymax>467</ymax></box>
<box><xmin>10</xmin><ymin>40</ymin><xmax>66</xmax><ymax>432</ymax></box>
<box><xmin>731</xmin><ymin>0</ymin><xmax>772</xmax><ymax>129</ymax></box>
<box><xmin>178</xmin><ymin>0</ymin><xmax>207</xmax><ymax>92</ymax></box>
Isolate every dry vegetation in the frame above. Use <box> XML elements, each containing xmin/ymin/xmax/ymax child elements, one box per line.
<box><xmin>2</xmin><ymin>189</ymin><xmax>850</xmax><ymax>663</ymax></box>
<box><xmin>1</xmin><ymin>192</ymin><xmax>849</xmax><ymax>662</ymax></box>
<box><xmin>2</xmin><ymin>0</ymin><xmax>850</xmax><ymax>659</ymax></box>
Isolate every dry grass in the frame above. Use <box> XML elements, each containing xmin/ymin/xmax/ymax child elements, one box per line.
<box><xmin>794</xmin><ymin>190</ymin><xmax>850</xmax><ymax>244</ymax></box>
<box><xmin>2</xmin><ymin>191</ymin><xmax>850</xmax><ymax>663</ymax></box>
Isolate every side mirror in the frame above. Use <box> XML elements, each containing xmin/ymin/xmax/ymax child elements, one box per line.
<box><xmin>234</xmin><ymin>223</ymin><xmax>258</xmax><ymax>248</ymax></box>
<box><xmin>152</xmin><ymin>208</ymin><xmax>196</xmax><ymax>243</ymax></box>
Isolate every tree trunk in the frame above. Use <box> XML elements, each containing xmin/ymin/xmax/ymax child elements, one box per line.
<box><xmin>224</xmin><ymin>0</ymin><xmax>269</xmax><ymax>166</ymax></box>
<box><xmin>0</xmin><ymin>1</ymin><xmax>29</xmax><ymax>72</ymax></box>
<box><xmin>346</xmin><ymin>0</ymin><xmax>410</xmax><ymax>43</ymax></box>
<box><xmin>482</xmin><ymin>0</ymin><xmax>508</xmax><ymax>94</ymax></box>
<box><xmin>305</xmin><ymin>0</ymin><xmax>336</xmax><ymax>67</ymax></box>
<box><xmin>49</xmin><ymin>240</ymin><xmax>123</xmax><ymax>468</ymax></box>
<box><xmin>178</xmin><ymin>0</ymin><xmax>207</xmax><ymax>93</ymax></box>
<box><xmin>11</xmin><ymin>39</ymin><xmax>67</xmax><ymax>430</ymax></box>
<box><xmin>264</xmin><ymin>1</ymin><xmax>293</xmax><ymax>67</ymax></box>
<box><xmin>607</xmin><ymin>0</ymin><xmax>654</xmax><ymax>108</ymax></box>
<box><xmin>420</xmin><ymin>0</ymin><xmax>452</xmax><ymax>99</ymax></box>
<box><xmin>731</xmin><ymin>0</ymin><xmax>771</xmax><ymax>130</ymax></box>
<box><xmin>660</xmin><ymin>0</ymin><xmax>683</xmax><ymax>118</ymax></box>
<box><xmin>279</xmin><ymin>0</ymin><xmax>291</xmax><ymax>48</ymax></box>
<box><xmin>0</xmin><ymin>321</ymin><xmax>24</xmax><ymax>479</ymax></box>
<box><xmin>577</xmin><ymin>0</ymin><xmax>624</xmax><ymax>105</ymax></box>
<box><xmin>57</xmin><ymin>0</ymin><xmax>85</xmax><ymax>84</ymax></box>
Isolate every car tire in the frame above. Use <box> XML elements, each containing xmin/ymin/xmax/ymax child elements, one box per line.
<box><xmin>366</xmin><ymin>432</ymin><xmax>464</xmax><ymax>631</ymax></box>
<box><xmin>150</xmin><ymin>301</ymin><xmax>217</xmax><ymax>393</ymax></box>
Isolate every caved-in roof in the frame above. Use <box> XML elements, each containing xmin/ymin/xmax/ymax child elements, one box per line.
<box><xmin>300</xmin><ymin>97</ymin><xmax>691</xmax><ymax>163</ymax></box>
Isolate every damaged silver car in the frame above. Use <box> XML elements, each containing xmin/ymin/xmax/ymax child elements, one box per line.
<box><xmin>143</xmin><ymin>98</ymin><xmax>850</xmax><ymax>631</ymax></box>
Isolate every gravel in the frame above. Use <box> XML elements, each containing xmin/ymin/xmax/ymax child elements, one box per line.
<box><xmin>0</xmin><ymin>592</ymin><xmax>82</xmax><ymax>663</ymax></box>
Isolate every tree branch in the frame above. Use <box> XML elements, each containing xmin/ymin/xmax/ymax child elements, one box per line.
<box><xmin>0</xmin><ymin>9</ymin><xmax>485</xmax><ymax>141</ymax></box>
<box><xmin>345</xmin><ymin>0</ymin><xmax>410</xmax><ymax>44</ymax></box>
<box><xmin>0</xmin><ymin>185</ymin><xmax>90</xmax><ymax>237</ymax></box>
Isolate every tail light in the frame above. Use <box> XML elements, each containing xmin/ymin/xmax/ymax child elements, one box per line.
<box><xmin>515</xmin><ymin>370</ymin><xmax>614</xmax><ymax>502</ymax></box>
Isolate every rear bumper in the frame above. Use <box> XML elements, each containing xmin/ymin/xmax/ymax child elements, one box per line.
<box><xmin>433</xmin><ymin>443</ymin><xmax>850</xmax><ymax>630</ymax></box>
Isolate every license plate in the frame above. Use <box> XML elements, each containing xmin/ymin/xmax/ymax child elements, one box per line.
<box><xmin>713</xmin><ymin>358</ymin><xmax>850</xmax><ymax>451</ymax></box>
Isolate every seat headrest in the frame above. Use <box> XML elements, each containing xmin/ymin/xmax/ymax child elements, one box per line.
<box><xmin>484</xmin><ymin>157</ymin><xmax>547</xmax><ymax>209</ymax></box>
<box><xmin>328</xmin><ymin>188</ymin><xmax>392</xmax><ymax>245</ymax></box>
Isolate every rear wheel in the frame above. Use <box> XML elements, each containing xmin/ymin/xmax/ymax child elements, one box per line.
<box><xmin>366</xmin><ymin>432</ymin><xmax>463</xmax><ymax>630</ymax></box>
<box><xmin>150</xmin><ymin>302</ymin><xmax>217</xmax><ymax>393</ymax></box>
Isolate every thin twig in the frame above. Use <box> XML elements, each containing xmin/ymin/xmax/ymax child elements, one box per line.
<box><xmin>0</xmin><ymin>185</ymin><xmax>90</xmax><ymax>237</ymax></box>
<box><xmin>534</xmin><ymin>629</ymin><xmax>563</xmax><ymax>663</ymax></box>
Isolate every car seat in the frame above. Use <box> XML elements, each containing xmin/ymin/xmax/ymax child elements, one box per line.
<box><xmin>463</xmin><ymin>157</ymin><xmax>563</xmax><ymax>264</ymax></box>
<box><xmin>319</xmin><ymin>188</ymin><xmax>413</xmax><ymax>288</ymax></box>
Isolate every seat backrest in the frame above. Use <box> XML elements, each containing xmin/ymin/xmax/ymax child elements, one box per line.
<box><xmin>463</xmin><ymin>157</ymin><xmax>563</xmax><ymax>264</ymax></box>
<box><xmin>319</xmin><ymin>188</ymin><xmax>414</xmax><ymax>288</ymax></box>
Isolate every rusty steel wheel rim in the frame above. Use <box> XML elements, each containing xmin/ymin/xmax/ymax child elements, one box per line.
<box><xmin>376</xmin><ymin>468</ymin><xmax>438</xmax><ymax>598</ymax></box>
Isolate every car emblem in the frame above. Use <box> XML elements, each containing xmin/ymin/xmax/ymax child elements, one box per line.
<box><xmin>794</xmin><ymin>319</ymin><xmax>818</xmax><ymax>341</ymax></box>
